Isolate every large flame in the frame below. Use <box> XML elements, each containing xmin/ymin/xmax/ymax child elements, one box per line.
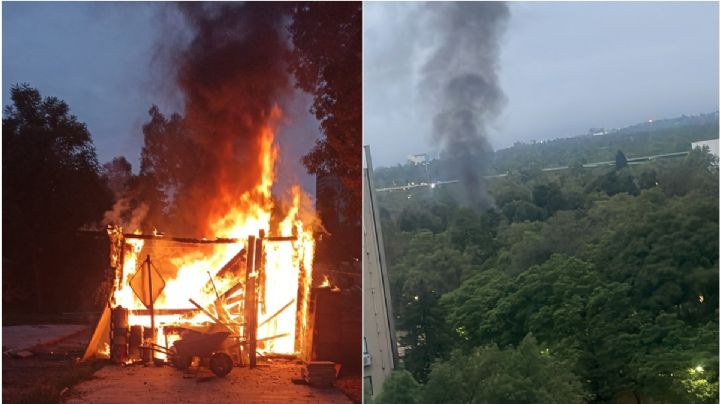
<box><xmin>112</xmin><ymin>106</ymin><xmax>315</xmax><ymax>358</ymax></box>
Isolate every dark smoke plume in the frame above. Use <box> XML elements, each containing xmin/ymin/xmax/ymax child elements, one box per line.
<box><xmin>420</xmin><ymin>2</ymin><xmax>509</xmax><ymax>210</ymax></box>
<box><xmin>158</xmin><ymin>3</ymin><xmax>293</xmax><ymax>235</ymax></box>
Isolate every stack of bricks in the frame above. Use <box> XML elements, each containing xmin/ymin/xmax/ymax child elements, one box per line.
<box><xmin>304</xmin><ymin>361</ymin><xmax>337</xmax><ymax>387</ymax></box>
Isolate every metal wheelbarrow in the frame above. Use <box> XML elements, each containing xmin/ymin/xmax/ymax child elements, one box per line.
<box><xmin>169</xmin><ymin>331</ymin><xmax>234</xmax><ymax>377</ymax></box>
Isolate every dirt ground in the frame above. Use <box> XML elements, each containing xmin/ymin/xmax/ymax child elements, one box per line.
<box><xmin>2</xmin><ymin>325</ymin><xmax>358</xmax><ymax>404</ymax></box>
<box><xmin>66</xmin><ymin>361</ymin><xmax>353</xmax><ymax>403</ymax></box>
<box><xmin>3</xmin><ymin>356</ymin><xmax>79</xmax><ymax>403</ymax></box>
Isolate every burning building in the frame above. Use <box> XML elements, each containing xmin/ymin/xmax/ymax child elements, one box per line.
<box><xmin>80</xmin><ymin>3</ymin><xmax>361</xmax><ymax>384</ymax></box>
<box><xmin>82</xmin><ymin>118</ymin><xmax>319</xmax><ymax>371</ymax></box>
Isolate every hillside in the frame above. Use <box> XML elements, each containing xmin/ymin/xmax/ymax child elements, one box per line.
<box><xmin>373</xmin><ymin>112</ymin><xmax>718</xmax><ymax>188</ymax></box>
<box><xmin>374</xmin><ymin>141</ymin><xmax>719</xmax><ymax>403</ymax></box>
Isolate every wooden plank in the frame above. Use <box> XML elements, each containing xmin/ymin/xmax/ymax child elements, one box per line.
<box><xmin>129</xmin><ymin>309</ymin><xmax>199</xmax><ymax>316</ymax></box>
<box><xmin>257</xmin><ymin>299</ymin><xmax>295</xmax><ymax>329</ymax></box>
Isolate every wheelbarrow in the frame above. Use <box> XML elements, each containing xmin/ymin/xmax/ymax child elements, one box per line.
<box><xmin>169</xmin><ymin>331</ymin><xmax>234</xmax><ymax>377</ymax></box>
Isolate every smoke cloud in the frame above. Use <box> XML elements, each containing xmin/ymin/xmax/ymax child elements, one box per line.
<box><xmin>159</xmin><ymin>3</ymin><xmax>293</xmax><ymax>236</ymax></box>
<box><xmin>420</xmin><ymin>2</ymin><xmax>509</xmax><ymax>210</ymax></box>
<box><xmin>102</xmin><ymin>198</ymin><xmax>149</xmax><ymax>232</ymax></box>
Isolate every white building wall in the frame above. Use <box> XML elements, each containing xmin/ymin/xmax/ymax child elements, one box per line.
<box><xmin>691</xmin><ymin>139</ymin><xmax>719</xmax><ymax>156</ymax></box>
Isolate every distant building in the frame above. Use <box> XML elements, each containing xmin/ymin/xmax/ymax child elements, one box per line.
<box><xmin>691</xmin><ymin>139</ymin><xmax>719</xmax><ymax>157</ymax></box>
<box><xmin>363</xmin><ymin>146</ymin><xmax>399</xmax><ymax>399</ymax></box>
<box><xmin>407</xmin><ymin>153</ymin><xmax>428</xmax><ymax>166</ymax></box>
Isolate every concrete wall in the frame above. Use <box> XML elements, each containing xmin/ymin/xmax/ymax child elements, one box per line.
<box><xmin>363</xmin><ymin>146</ymin><xmax>398</xmax><ymax>399</ymax></box>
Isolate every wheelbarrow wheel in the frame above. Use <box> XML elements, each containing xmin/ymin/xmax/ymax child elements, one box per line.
<box><xmin>209</xmin><ymin>352</ymin><xmax>233</xmax><ymax>377</ymax></box>
<box><xmin>173</xmin><ymin>355</ymin><xmax>193</xmax><ymax>370</ymax></box>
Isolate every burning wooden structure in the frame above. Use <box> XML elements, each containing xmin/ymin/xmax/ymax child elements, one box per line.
<box><xmin>78</xmin><ymin>87</ymin><xmax>354</xmax><ymax>383</ymax></box>
<box><xmin>77</xmin><ymin>105</ymin><xmax>333</xmax><ymax>370</ymax></box>
<box><xmin>83</xmin><ymin>223</ymin><xmax>316</xmax><ymax>371</ymax></box>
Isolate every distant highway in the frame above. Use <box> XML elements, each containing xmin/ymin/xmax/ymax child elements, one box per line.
<box><xmin>376</xmin><ymin>150</ymin><xmax>689</xmax><ymax>193</ymax></box>
<box><xmin>376</xmin><ymin>180</ymin><xmax>460</xmax><ymax>193</ymax></box>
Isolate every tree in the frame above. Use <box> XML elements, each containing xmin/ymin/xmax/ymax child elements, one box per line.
<box><xmin>390</xmin><ymin>231</ymin><xmax>464</xmax><ymax>381</ymax></box>
<box><xmin>441</xmin><ymin>269</ymin><xmax>515</xmax><ymax>348</ymax></box>
<box><xmin>422</xmin><ymin>336</ymin><xmax>588</xmax><ymax>404</ymax></box>
<box><xmin>372</xmin><ymin>370</ymin><xmax>420</xmax><ymax>404</ymax></box>
<box><xmin>397</xmin><ymin>200</ymin><xmax>448</xmax><ymax>234</ymax></box>
<box><xmin>448</xmin><ymin>208</ymin><xmax>500</xmax><ymax>253</ymax></box>
<box><xmin>443</xmin><ymin>252</ymin><xmax>718</xmax><ymax>402</ymax></box>
<box><xmin>585</xmin><ymin>286</ymin><xmax>718</xmax><ymax>403</ymax></box>
<box><xmin>378</xmin><ymin>134</ymin><xmax>718</xmax><ymax>403</ymax></box>
<box><xmin>615</xmin><ymin>150</ymin><xmax>628</xmax><ymax>170</ymax></box>
<box><xmin>637</xmin><ymin>169</ymin><xmax>658</xmax><ymax>190</ymax></box>
<box><xmin>489</xmin><ymin>177</ymin><xmax>533</xmax><ymax>207</ymax></box>
<box><xmin>3</xmin><ymin>84</ymin><xmax>113</xmax><ymax>312</ymax></box>
<box><xmin>289</xmin><ymin>2</ymin><xmax>361</xmax><ymax>219</ymax></box>
<box><xmin>501</xmin><ymin>200</ymin><xmax>545</xmax><ymax>223</ymax></box>
<box><xmin>136</xmin><ymin>105</ymin><xmax>192</xmax><ymax>233</ymax></box>
<box><xmin>587</xmin><ymin>170</ymin><xmax>639</xmax><ymax>196</ymax></box>
<box><xmin>656</xmin><ymin>147</ymin><xmax>718</xmax><ymax>197</ymax></box>
<box><xmin>532</xmin><ymin>182</ymin><xmax>567</xmax><ymax>214</ymax></box>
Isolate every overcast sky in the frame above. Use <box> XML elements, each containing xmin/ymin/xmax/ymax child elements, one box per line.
<box><xmin>3</xmin><ymin>2</ymin><xmax>167</xmax><ymax>170</ymax></box>
<box><xmin>2</xmin><ymin>2</ymin><xmax>320</xmax><ymax>193</ymax></box>
<box><xmin>4</xmin><ymin>2</ymin><xmax>717</xmax><ymax>171</ymax></box>
<box><xmin>364</xmin><ymin>2</ymin><xmax>719</xmax><ymax>167</ymax></box>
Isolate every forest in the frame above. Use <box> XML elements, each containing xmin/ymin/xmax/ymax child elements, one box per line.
<box><xmin>372</xmin><ymin>125</ymin><xmax>719</xmax><ymax>403</ymax></box>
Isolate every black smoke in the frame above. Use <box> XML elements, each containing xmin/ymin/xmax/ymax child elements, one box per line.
<box><xmin>420</xmin><ymin>2</ymin><xmax>509</xmax><ymax>210</ymax></box>
<box><xmin>149</xmin><ymin>3</ymin><xmax>294</xmax><ymax>236</ymax></box>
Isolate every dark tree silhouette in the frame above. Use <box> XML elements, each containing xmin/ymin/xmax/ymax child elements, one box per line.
<box><xmin>289</xmin><ymin>2</ymin><xmax>362</xmax><ymax>262</ymax></box>
<box><xmin>3</xmin><ymin>84</ymin><xmax>113</xmax><ymax>313</ymax></box>
<box><xmin>615</xmin><ymin>149</ymin><xmax>628</xmax><ymax>170</ymax></box>
<box><xmin>289</xmin><ymin>2</ymin><xmax>361</xmax><ymax>210</ymax></box>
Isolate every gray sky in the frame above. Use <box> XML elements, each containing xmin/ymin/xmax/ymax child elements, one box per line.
<box><xmin>2</xmin><ymin>2</ymin><xmax>320</xmax><ymax>193</ymax></box>
<box><xmin>3</xmin><ymin>2</ymin><xmax>168</xmax><ymax>170</ymax></box>
<box><xmin>364</xmin><ymin>2</ymin><xmax>719</xmax><ymax>167</ymax></box>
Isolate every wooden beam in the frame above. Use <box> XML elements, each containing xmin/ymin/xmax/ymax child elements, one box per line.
<box><xmin>124</xmin><ymin>234</ymin><xmax>240</xmax><ymax>244</ymax></box>
<box><xmin>244</xmin><ymin>236</ymin><xmax>258</xmax><ymax>368</ymax></box>
<box><xmin>258</xmin><ymin>299</ymin><xmax>295</xmax><ymax>329</ymax></box>
<box><xmin>129</xmin><ymin>308</ymin><xmax>199</xmax><ymax>316</ymax></box>
<box><xmin>76</xmin><ymin>230</ymin><xmax>241</xmax><ymax>244</ymax></box>
<box><xmin>213</xmin><ymin>249</ymin><xmax>246</xmax><ymax>279</ymax></box>
<box><xmin>79</xmin><ymin>230</ymin><xmax>299</xmax><ymax>244</ymax></box>
<box><xmin>257</xmin><ymin>333</ymin><xmax>290</xmax><ymax>343</ymax></box>
<box><xmin>225</xmin><ymin>293</ymin><xmax>245</xmax><ymax>306</ymax></box>
<box><xmin>262</xmin><ymin>236</ymin><xmax>297</xmax><ymax>242</ymax></box>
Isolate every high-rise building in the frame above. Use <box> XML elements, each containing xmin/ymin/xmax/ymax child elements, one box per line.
<box><xmin>363</xmin><ymin>146</ymin><xmax>399</xmax><ymax>399</ymax></box>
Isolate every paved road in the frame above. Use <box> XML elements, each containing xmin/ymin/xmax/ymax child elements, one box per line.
<box><xmin>67</xmin><ymin>361</ymin><xmax>352</xmax><ymax>403</ymax></box>
<box><xmin>2</xmin><ymin>324</ymin><xmax>87</xmax><ymax>354</ymax></box>
<box><xmin>376</xmin><ymin>150</ymin><xmax>690</xmax><ymax>193</ymax></box>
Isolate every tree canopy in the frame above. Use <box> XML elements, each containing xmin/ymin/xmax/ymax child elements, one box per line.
<box><xmin>377</xmin><ymin>143</ymin><xmax>718</xmax><ymax>403</ymax></box>
<box><xmin>289</xmin><ymin>1</ymin><xmax>362</xmax><ymax>219</ymax></box>
<box><xmin>3</xmin><ymin>84</ymin><xmax>113</xmax><ymax>313</ymax></box>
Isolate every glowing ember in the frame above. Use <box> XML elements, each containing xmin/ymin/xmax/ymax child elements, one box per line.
<box><xmin>320</xmin><ymin>275</ymin><xmax>331</xmax><ymax>288</ymax></box>
<box><xmin>100</xmin><ymin>343</ymin><xmax>111</xmax><ymax>358</ymax></box>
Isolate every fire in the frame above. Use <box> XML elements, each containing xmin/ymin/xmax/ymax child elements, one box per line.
<box><xmin>100</xmin><ymin>343</ymin><xmax>110</xmax><ymax>357</ymax></box>
<box><xmin>320</xmin><ymin>275</ymin><xmax>331</xmax><ymax>288</ymax></box>
<box><xmin>110</xmin><ymin>105</ymin><xmax>316</xmax><ymax>359</ymax></box>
